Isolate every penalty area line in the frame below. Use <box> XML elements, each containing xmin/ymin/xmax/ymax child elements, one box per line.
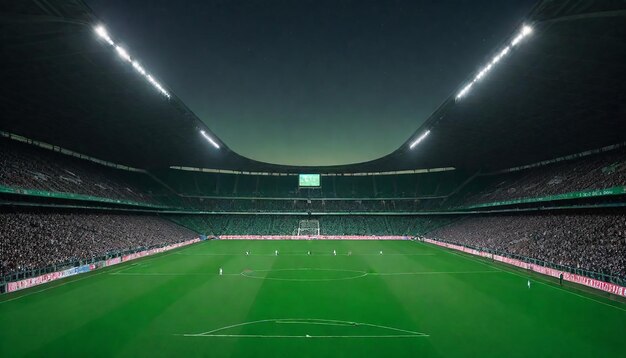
<box><xmin>186</xmin><ymin>318</ymin><xmax>429</xmax><ymax>337</ymax></box>
<box><xmin>179</xmin><ymin>334</ymin><xmax>429</xmax><ymax>338</ymax></box>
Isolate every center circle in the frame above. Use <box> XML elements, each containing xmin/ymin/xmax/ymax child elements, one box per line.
<box><xmin>241</xmin><ymin>268</ymin><xmax>368</xmax><ymax>281</ymax></box>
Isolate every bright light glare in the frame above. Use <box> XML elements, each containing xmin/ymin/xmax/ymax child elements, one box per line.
<box><xmin>200</xmin><ymin>130</ymin><xmax>220</xmax><ymax>149</ymax></box>
<box><xmin>132</xmin><ymin>61</ymin><xmax>146</xmax><ymax>75</ymax></box>
<box><xmin>146</xmin><ymin>75</ymin><xmax>170</xmax><ymax>98</ymax></box>
<box><xmin>456</xmin><ymin>25</ymin><xmax>532</xmax><ymax>100</ymax></box>
<box><xmin>115</xmin><ymin>46</ymin><xmax>131</xmax><ymax>62</ymax></box>
<box><xmin>409</xmin><ymin>130</ymin><xmax>431</xmax><ymax>149</ymax></box>
<box><xmin>94</xmin><ymin>25</ymin><xmax>114</xmax><ymax>45</ymax></box>
<box><xmin>512</xmin><ymin>24</ymin><xmax>533</xmax><ymax>46</ymax></box>
<box><xmin>93</xmin><ymin>24</ymin><xmax>171</xmax><ymax>99</ymax></box>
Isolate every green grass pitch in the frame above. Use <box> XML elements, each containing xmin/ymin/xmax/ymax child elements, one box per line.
<box><xmin>1</xmin><ymin>240</ymin><xmax>625</xmax><ymax>357</ymax></box>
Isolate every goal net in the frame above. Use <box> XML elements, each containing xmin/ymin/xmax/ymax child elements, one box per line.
<box><xmin>297</xmin><ymin>219</ymin><xmax>320</xmax><ymax>238</ymax></box>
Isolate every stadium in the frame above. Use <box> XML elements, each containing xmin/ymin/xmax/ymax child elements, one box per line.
<box><xmin>1</xmin><ymin>0</ymin><xmax>625</xmax><ymax>357</ymax></box>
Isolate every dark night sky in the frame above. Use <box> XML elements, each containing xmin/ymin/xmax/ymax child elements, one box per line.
<box><xmin>86</xmin><ymin>0</ymin><xmax>537</xmax><ymax>166</ymax></box>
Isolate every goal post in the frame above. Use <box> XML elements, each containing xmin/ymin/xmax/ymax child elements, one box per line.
<box><xmin>297</xmin><ymin>219</ymin><xmax>320</xmax><ymax>238</ymax></box>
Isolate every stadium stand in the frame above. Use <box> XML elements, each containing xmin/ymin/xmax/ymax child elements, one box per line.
<box><xmin>0</xmin><ymin>210</ymin><xmax>198</xmax><ymax>280</ymax></box>
<box><xmin>0</xmin><ymin>138</ymin><xmax>158</xmax><ymax>204</ymax></box>
<box><xmin>170</xmin><ymin>197</ymin><xmax>430</xmax><ymax>213</ymax></box>
<box><xmin>167</xmin><ymin>215</ymin><xmax>452</xmax><ymax>237</ymax></box>
<box><xmin>426</xmin><ymin>211</ymin><xmax>626</xmax><ymax>279</ymax></box>
<box><xmin>1</xmin><ymin>0</ymin><xmax>626</xmax><ymax>355</ymax></box>
<box><xmin>3</xmin><ymin>133</ymin><xmax>626</xmax><ymax>216</ymax></box>
<box><xmin>449</xmin><ymin>146</ymin><xmax>626</xmax><ymax>208</ymax></box>
<box><xmin>0</xmin><ymin>137</ymin><xmax>448</xmax><ymax>212</ymax></box>
<box><xmin>4</xmin><ymin>136</ymin><xmax>626</xmax><ymax>291</ymax></box>
<box><xmin>154</xmin><ymin>169</ymin><xmax>462</xmax><ymax>199</ymax></box>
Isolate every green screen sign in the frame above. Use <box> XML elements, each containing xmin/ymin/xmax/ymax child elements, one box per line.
<box><xmin>299</xmin><ymin>174</ymin><xmax>321</xmax><ymax>187</ymax></box>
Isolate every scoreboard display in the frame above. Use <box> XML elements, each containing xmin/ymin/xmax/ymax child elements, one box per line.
<box><xmin>298</xmin><ymin>174</ymin><xmax>321</xmax><ymax>188</ymax></box>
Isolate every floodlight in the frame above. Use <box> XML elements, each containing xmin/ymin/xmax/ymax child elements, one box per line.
<box><xmin>409</xmin><ymin>130</ymin><xmax>431</xmax><ymax>149</ymax></box>
<box><xmin>200</xmin><ymin>130</ymin><xmax>220</xmax><ymax>149</ymax></box>
<box><xmin>456</xmin><ymin>25</ymin><xmax>533</xmax><ymax>100</ymax></box>
<box><xmin>115</xmin><ymin>46</ymin><xmax>131</xmax><ymax>62</ymax></box>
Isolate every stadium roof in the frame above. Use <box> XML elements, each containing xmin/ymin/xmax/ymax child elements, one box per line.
<box><xmin>1</xmin><ymin>0</ymin><xmax>625</xmax><ymax>173</ymax></box>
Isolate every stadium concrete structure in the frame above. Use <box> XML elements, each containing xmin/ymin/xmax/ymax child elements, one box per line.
<box><xmin>1</xmin><ymin>1</ymin><xmax>625</xmax><ymax>357</ymax></box>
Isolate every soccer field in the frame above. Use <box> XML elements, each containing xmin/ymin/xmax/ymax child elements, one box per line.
<box><xmin>1</xmin><ymin>240</ymin><xmax>624</xmax><ymax>357</ymax></box>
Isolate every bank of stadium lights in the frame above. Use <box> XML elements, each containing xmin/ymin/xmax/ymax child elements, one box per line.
<box><xmin>200</xmin><ymin>130</ymin><xmax>220</xmax><ymax>149</ymax></box>
<box><xmin>455</xmin><ymin>24</ymin><xmax>533</xmax><ymax>101</ymax></box>
<box><xmin>411</xmin><ymin>25</ymin><xmax>532</xmax><ymax>150</ymax></box>
<box><xmin>409</xmin><ymin>130</ymin><xmax>430</xmax><ymax>149</ymax></box>
<box><xmin>93</xmin><ymin>25</ymin><xmax>170</xmax><ymax>99</ymax></box>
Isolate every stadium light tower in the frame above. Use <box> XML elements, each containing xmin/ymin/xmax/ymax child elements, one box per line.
<box><xmin>93</xmin><ymin>24</ymin><xmax>171</xmax><ymax>99</ymax></box>
<box><xmin>455</xmin><ymin>24</ymin><xmax>533</xmax><ymax>101</ymax></box>
<box><xmin>200</xmin><ymin>130</ymin><xmax>220</xmax><ymax>149</ymax></box>
<box><xmin>409</xmin><ymin>130</ymin><xmax>430</xmax><ymax>149</ymax></box>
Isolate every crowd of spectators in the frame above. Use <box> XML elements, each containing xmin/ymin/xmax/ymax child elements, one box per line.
<box><xmin>0</xmin><ymin>211</ymin><xmax>197</xmax><ymax>278</ymax></box>
<box><xmin>168</xmin><ymin>214</ymin><xmax>452</xmax><ymax>237</ymax></box>
<box><xmin>4</xmin><ymin>136</ymin><xmax>626</xmax><ymax>214</ymax></box>
<box><xmin>157</xmin><ymin>169</ymin><xmax>460</xmax><ymax>199</ymax></box>
<box><xmin>454</xmin><ymin>147</ymin><xmax>626</xmax><ymax>207</ymax></box>
<box><xmin>176</xmin><ymin>197</ymin><xmax>435</xmax><ymax>213</ymax></box>
<box><xmin>426</xmin><ymin>211</ymin><xmax>626</xmax><ymax>277</ymax></box>
<box><xmin>0</xmin><ymin>138</ymin><xmax>449</xmax><ymax>212</ymax></box>
<box><xmin>0</xmin><ymin>138</ymin><xmax>157</xmax><ymax>204</ymax></box>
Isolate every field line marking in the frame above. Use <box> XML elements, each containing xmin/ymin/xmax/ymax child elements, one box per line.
<box><xmin>176</xmin><ymin>253</ymin><xmax>435</xmax><ymax>256</ymax></box>
<box><xmin>429</xmin><ymin>244</ymin><xmax>626</xmax><ymax>313</ymax></box>
<box><xmin>369</xmin><ymin>270</ymin><xmax>501</xmax><ymax>276</ymax></box>
<box><xmin>0</xmin><ymin>246</ymin><xmax>196</xmax><ymax>304</ymax></box>
<box><xmin>489</xmin><ymin>265</ymin><xmax>626</xmax><ymax>313</ymax></box>
<box><xmin>274</xmin><ymin>320</ymin><xmax>353</xmax><ymax>327</ymax></box>
<box><xmin>111</xmin><ymin>272</ymin><xmax>241</xmax><ymax>276</ymax></box>
<box><xmin>240</xmin><ymin>268</ymin><xmax>368</xmax><ymax>282</ymax></box>
<box><xmin>185</xmin><ymin>318</ymin><xmax>428</xmax><ymax>337</ymax></box>
<box><xmin>182</xmin><ymin>334</ymin><xmax>427</xmax><ymax>338</ymax></box>
<box><xmin>110</xmin><ymin>270</ymin><xmax>500</xmax><ymax>278</ymax></box>
<box><xmin>112</xmin><ymin>263</ymin><xmax>145</xmax><ymax>275</ymax></box>
<box><xmin>0</xmin><ymin>265</ymin><xmax>129</xmax><ymax>304</ymax></box>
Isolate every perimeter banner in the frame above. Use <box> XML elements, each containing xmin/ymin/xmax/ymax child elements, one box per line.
<box><xmin>6</xmin><ymin>238</ymin><xmax>201</xmax><ymax>293</ymax></box>
<box><xmin>6</xmin><ymin>264</ymin><xmax>91</xmax><ymax>292</ymax></box>
<box><xmin>219</xmin><ymin>235</ymin><xmax>409</xmax><ymax>240</ymax></box>
<box><xmin>424</xmin><ymin>239</ymin><xmax>626</xmax><ymax>297</ymax></box>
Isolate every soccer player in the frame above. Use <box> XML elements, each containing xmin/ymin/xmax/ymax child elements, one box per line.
<box><xmin>559</xmin><ymin>273</ymin><xmax>563</xmax><ymax>286</ymax></box>
<box><xmin>348</xmin><ymin>251</ymin><xmax>352</xmax><ymax>256</ymax></box>
<box><xmin>275</xmin><ymin>250</ymin><xmax>279</xmax><ymax>256</ymax></box>
<box><xmin>379</xmin><ymin>250</ymin><xmax>383</xmax><ymax>255</ymax></box>
<box><xmin>527</xmin><ymin>279</ymin><xmax>531</xmax><ymax>289</ymax></box>
<box><xmin>307</xmin><ymin>250</ymin><xmax>311</xmax><ymax>255</ymax></box>
<box><xmin>245</xmin><ymin>251</ymin><xmax>249</xmax><ymax>256</ymax></box>
<box><xmin>333</xmin><ymin>250</ymin><xmax>336</xmax><ymax>256</ymax></box>
<box><xmin>219</xmin><ymin>267</ymin><xmax>223</xmax><ymax>275</ymax></box>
